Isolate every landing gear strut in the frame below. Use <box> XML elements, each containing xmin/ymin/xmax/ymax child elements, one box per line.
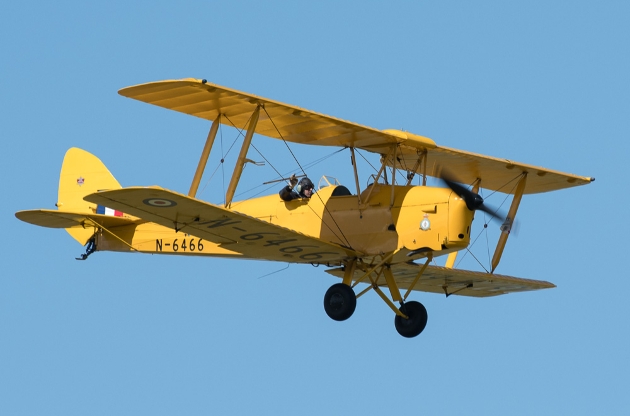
<box><xmin>324</xmin><ymin>254</ymin><xmax>431</xmax><ymax>338</ymax></box>
<box><xmin>394</xmin><ymin>301</ymin><xmax>428</xmax><ymax>338</ymax></box>
<box><xmin>76</xmin><ymin>235</ymin><xmax>97</xmax><ymax>260</ymax></box>
<box><xmin>323</xmin><ymin>283</ymin><xmax>356</xmax><ymax>321</ymax></box>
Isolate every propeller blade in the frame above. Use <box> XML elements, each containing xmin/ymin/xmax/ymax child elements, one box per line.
<box><xmin>441</xmin><ymin>178</ymin><xmax>483</xmax><ymax>211</ymax></box>
<box><xmin>440</xmin><ymin>173</ymin><xmax>505</xmax><ymax>224</ymax></box>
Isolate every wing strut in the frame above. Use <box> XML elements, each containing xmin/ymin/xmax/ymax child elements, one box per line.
<box><xmin>361</xmin><ymin>147</ymin><xmax>393</xmax><ymax>207</ymax></box>
<box><xmin>189</xmin><ymin>115</ymin><xmax>221</xmax><ymax>197</ymax></box>
<box><xmin>225</xmin><ymin>106</ymin><xmax>260</xmax><ymax>207</ymax></box>
<box><xmin>445</xmin><ymin>252</ymin><xmax>457</xmax><ymax>268</ymax></box>
<box><xmin>402</xmin><ymin>254</ymin><xmax>433</xmax><ymax>301</ymax></box>
<box><xmin>491</xmin><ymin>173</ymin><xmax>527</xmax><ymax>273</ymax></box>
<box><xmin>405</xmin><ymin>150</ymin><xmax>427</xmax><ymax>186</ymax></box>
<box><xmin>390</xmin><ymin>144</ymin><xmax>397</xmax><ymax>208</ymax></box>
<box><xmin>344</xmin><ymin>253</ymin><xmax>410</xmax><ymax>318</ymax></box>
<box><xmin>349</xmin><ymin>148</ymin><xmax>362</xmax><ymax>207</ymax></box>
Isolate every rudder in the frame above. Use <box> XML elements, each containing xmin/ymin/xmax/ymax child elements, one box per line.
<box><xmin>57</xmin><ymin>148</ymin><xmax>121</xmax><ymax>244</ymax></box>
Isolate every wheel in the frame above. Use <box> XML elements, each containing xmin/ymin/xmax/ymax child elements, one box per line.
<box><xmin>394</xmin><ymin>301</ymin><xmax>428</xmax><ymax>338</ymax></box>
<box><xmin>323</xmin><ymin>283</ymin><xmax>357</xmax><ymax>321</ymax></box>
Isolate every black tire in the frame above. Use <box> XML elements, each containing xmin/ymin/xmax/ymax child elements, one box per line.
<box><xmin>323</xmin><ymin>283</ymin><xmax>357</xmax><ymax>321</ymax></box>
<box><xmin>394</xmin><ymin>301</ymin><xmax>428</xmax><ymax>338</ymax></box>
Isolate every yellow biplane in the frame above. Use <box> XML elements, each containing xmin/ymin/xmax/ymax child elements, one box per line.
<box><xmin>16</xmin><ymin>78</ymin><xmax>594</xmax><ymax>338</ymax></box>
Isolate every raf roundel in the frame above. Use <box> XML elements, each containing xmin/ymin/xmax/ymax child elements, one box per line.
<box><xmin>143</xmin><ymin>198</ymin><xmax>177</xmax><ymax>208</ymax></box>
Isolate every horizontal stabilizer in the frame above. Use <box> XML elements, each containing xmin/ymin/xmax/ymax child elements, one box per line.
<box><xmin>326</xmin><ymin>262</ymin><xmax>555</xmax><ymax>298</ymax></box>
<box><xmin>15</xmin><ymin>209</ymin><xmax>136</xmax><ymax>229</ymax></box>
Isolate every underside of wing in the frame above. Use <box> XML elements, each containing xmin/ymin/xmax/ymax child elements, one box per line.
<box><xmin>84</xmin><ymin>187</ymin><xmax>358</xmax><ymax>263</ymax></box>
<box><xmin>383</xmin><ymin>144</ymin><xmax>593</xmax><ymax>194</ymax></box>
<box><xmin>326</xmin><ymin>262</ymin><xmax>555</xmax><ymax>297</ymax></box>
<box><xmin>15</xmin><ymin>209</ymin><xmax>137</xmax><ymax>229</ymax></box>
<box><xmin>119</xmin><ymin>79</ymin><xmax>593</xmax><ymax>195</ymax></box>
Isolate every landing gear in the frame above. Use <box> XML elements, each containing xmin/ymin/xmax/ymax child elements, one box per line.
<box><xmin>394</xmin><ymin>301</ymin><xmax>428</xmax><ymax>338</ymax></box>
<box><xmin>76</xmin><ymin>235</ymin><xmax>97</xmax><ymax>261</ymax></box>
<box><xmin>323</xmin><ymin>283</ymin><xmax>356</xmax><ymax>321</ymax></box>
<box><xmin>325</xmin><ymin>255</ymin><xmax>431</xmax><ymax>337</ymax></box>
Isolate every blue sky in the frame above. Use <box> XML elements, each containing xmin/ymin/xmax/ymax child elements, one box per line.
<box><xmin>1</xmin><ymin>1</ymin><xmax>628</xmax><ymax>414</ymax></box>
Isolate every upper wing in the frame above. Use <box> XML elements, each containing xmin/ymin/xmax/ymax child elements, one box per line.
<box><xmin>16</xmin><ymin>209</ymin><xmax>136</xmax><ymax>229</ymax></box>
<box><xmin>119</xmin><ymin>79</ymin><xmax>404</xmax><ymax>149</ymax></box>
<box><xmin>119</xmin><ymin>78</ymin><xmax>593</xmax><ymax>194</ymax></box>
<box><xmin>84</xmin><ymin>187</ymin><xmax>358</xmax><ymax>263</ymax></box>
<box><xmin>326</xmin><ymin>261</ymin><xmax>555</xmax><ymax>298</ymax></box>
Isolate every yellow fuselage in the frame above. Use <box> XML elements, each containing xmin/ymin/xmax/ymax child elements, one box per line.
<box><xmin>97</xmin><ymin>185</ymin><xmax>474</xmax><ymax>263</ymax></box>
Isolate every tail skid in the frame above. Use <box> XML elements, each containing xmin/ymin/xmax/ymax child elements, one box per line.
<box><xmin>75</xmin><ymin>235</ymin><xmax>97</xmax><ymax>260</ymax></box>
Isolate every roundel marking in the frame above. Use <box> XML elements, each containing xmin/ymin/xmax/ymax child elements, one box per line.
<box><xmin>143</xmin><ymin>198</ymin><xmax>177</xmax><ymax>208</ymax></box>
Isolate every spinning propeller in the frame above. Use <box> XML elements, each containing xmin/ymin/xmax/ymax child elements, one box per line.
<box><xmin>440</xmin><ymin>174</ymin><xmax>506</xmax><ymax>225</ymax></box>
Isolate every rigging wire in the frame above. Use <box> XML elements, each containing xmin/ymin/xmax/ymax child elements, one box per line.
<box><xmin>197</xmin><ymin>114</ymin><xmax>247</xmax><ymax>200</ymax></box>
<box><xmin>250</xmin><ymin>142</ymin><xmax>286</xmax><ymax>180</ymax></box>
<box><xmin>261</xmin><ymin>106</ymin><xmax>353</xmax><ymax>249</ymax></box>
<box><xmin>354</xmin><ymin>148</ymin><xmax>379</xmax><ymax>173</ymax></box>
<box><xmin>196</xmin><ymin>107</ymin><xmax>352</xmax><ymax>247</ymax></box>
<box><xmin>222</xmin><ymin>112</ymin><xmax>287</xmax><ymax>185</ymax></box>
<box><xmin>463</xmin><ymin>247</ymin><xmax>490</xmax><ymax>273</ymax></box>
<box><xmin>262</xmin><ymin>107</ymin><xmax>308</xmax><ymax>177</ymax></box>
<box><xmin>232</xmin><ymin>147</ymin><xmax>347</xmax><ymax>200</ymax></box>
<box><xmin>455</xmin><ymin>176</ymin><xmax>522</xmax><ymax>270</ymax></box>
<box><xmin>455</xmin><ymin>222</ymin><xmax>486</xmax><ymax>268</ymax></box>
<box><xmin>355</xmin><ymin>146</ymin><xmax>407</xmax><ymax>184</ymax></box>
<box><xmin>483</xmin><ymin>174</ymin><xmax>523</xmax><ymax>199</ymax></box>
<box><xmin>201</xmin><ymin>143</ymin><xmax>347</xmax><ymax>204</ymax></box>
<box><xmin>256</xmin><ymin>263</ymin><xmax>290</xmax><ymax>279</ymax></box>
<box><xmin>223</xmin><ymin>113</ymin><xmax>252</xmax><ymax>153</ymax></box>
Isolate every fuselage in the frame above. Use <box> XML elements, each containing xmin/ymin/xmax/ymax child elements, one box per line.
<box><xmin>231</xmin><ymin>184</ymin><xmax>474</xmax><ymax>262</ymax></box>
<box><xmin>94</xmin><ymin>184</ymin><xmax>474</xmax><ymax>264</ymax></box>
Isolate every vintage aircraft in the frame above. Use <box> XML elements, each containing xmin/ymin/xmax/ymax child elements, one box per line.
<box><xmin>15</xmin><ymin>78</ymin><xmax>594</xmax><ymax>338</ymax></box>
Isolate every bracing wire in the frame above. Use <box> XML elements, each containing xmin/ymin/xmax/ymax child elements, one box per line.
<box><xmin>354</xmin><ymin>148</ymin><xmax>379</xmax><ymax>173</ymax></box>
<box><xmin>195</xmin><ymin>107</ymin><xmax>352</xmax><ymax>248</ymax></box>
<box><xmin>455</xmin><ymin>175</ymin><xmax>523</xmax><ymax>270</ymax></box>
<box><xmin>257</xmin><ymin>263</ymin><xmax>290</xmax><ymax>279</ymax></box>
<box><xmin>261</xmin><ymin>106</ymin><xmax>353</xmax><ymax>249</ymax></box>
<box><xmin>463</xmin><ymin>247</ymin><xmax>490</xmax><ymax>273</ymax></box>
<box><xmin>484</xmin><ymin>174</ymin><xmax>523</xmax><ymax>199</ymax></box>
<box><xmin>233</xmin><ymin>147</ymin><xmax>347</xmax><ymax>200</ymax></box>
<box><xmin>197</xmin><ymin>114</ymin><xmax>245</xmax><ymax>200</ymax></box>
<box><xmin>262</xmin><ymin>107</ymin><xmax>308</xmax><ymax>177</ymax></box>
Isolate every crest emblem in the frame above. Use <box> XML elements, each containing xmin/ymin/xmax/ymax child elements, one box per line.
<box><xmin>77</xmin><ymin>177</ymin><xmax>84</xmax><ymax>186</ymax></box>
<box><xmin>420</xmin><ymin>214</ymin><xmax>431</xmax><ymax>231</ymax></box>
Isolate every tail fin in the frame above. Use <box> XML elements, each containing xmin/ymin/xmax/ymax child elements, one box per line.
<box><xmin>57</xmin><ymin>148</ymin><xmax>122</xmax><ymax>244</ymax></box>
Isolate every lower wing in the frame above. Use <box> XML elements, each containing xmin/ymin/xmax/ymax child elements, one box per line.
<box><xmin>84</xmin><ymin>187</ymin><xmax>358</xmax><ymax>263</ymax></box>
<box><xmin>326</xmin><ymin>261</ymin><xmax>555</xmax><ymax>298</ymax></box>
